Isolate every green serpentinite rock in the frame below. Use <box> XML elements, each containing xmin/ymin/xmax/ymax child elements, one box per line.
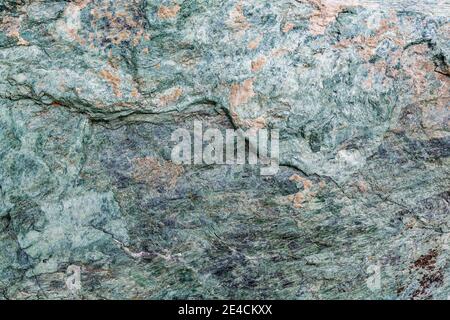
<box><xmin>0</xmin><ymin>0</ymin><xmax>449</xmax><ymax>299</ymax></box>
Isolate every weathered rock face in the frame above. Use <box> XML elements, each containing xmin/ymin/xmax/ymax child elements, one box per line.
<box><xmin>0</xmin><ymin>0</ymin><xmax>449</xmax><ymax>299</ymax></box>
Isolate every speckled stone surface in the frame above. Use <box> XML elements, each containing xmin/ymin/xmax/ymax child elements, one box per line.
<box><xmin>0</xmin><ymin>0</ymin><xmax>449</xmax><ymax>299</ymax></box>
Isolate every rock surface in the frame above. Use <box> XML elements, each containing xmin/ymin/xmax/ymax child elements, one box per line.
<box><xmin>0</xmin><ymin>0</ymin><xmax>449</xmax><ymax>299</ymax></box>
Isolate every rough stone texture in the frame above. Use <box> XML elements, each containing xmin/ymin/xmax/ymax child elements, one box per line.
<box><xmin>0</xmin><ymin>0</ymin><xmax>449</xmax><ymax>299</ymax></box>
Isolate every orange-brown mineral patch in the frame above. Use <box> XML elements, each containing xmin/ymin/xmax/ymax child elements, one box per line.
<box><xmin>334</xmin><ymin>36</ymin><xmax>378</xmax><ymax>61</ymax></box>
<box><xmin>402</xmin><ymin>44</ymin><xmax>442</xmax><ymax>99</ymax></box>
<box><xmin>228</xmin><ymin>79</ymin><xmax>267</xmax><ymax>129</ymax></box>
<box><xmin>157</xmin><ymin>4</ymin><xmax>181</xmax><ymax>19</ymax></box>
<box><xmin>289</xmin><ymin>174</ymin><xmax>303</xmax><ymax>183</ymax></box>
<box><xmin>131</xmin><ymin>88</ymin><xmax>140</xmax><ymax>98</ymax></box>
<box><xmin>99</xmin><ymin>69</ymin><xmax>122</xmax><ymax>97</ymax></box>
<box><xmin>87</xmin><ymin>1</ymin><xmax>146</xmax><ymax>49</ymax></box>
<box><xmin>251</xmin><ymin>56</ymin><xmax>267</xmax><ymax>72</ymax></box>
<box><xmin>287</xmin><ymin>175</ymin><xmax>321</xmax><ymax>208</ymax></box>
<box><xmin>307</xmin><ymin>0</ymin><xmax>378</xmax><ymax>35</ymax></box>
<box><xmin>435</xmin><ymin>80</ymin><xmax>450</xmax><ymax>111</ymax></box>
<box><xmin>270</xmin><ymin>48</ymin><xmax>289</xmax><ymax>58</ymax></box>
<box><xmin>111</xmin><ymin>29</ymin><xmax>132</xmax><ymax>45</ymax></box>
<box><xmin>229</xmin><ymin>78</ymin><xmax>255</xmax><ymax>108</ymax></box>
<box><xmin>132</xmin><ymin>157</ymin><xmax>184</xmax><ymax>189</ymax></box>
<box><xmin>2</xmin><ymin>16</ymin><xmax>29</xmax><ymax>45</ymax></box>
<box><xmin>246</xmin><ymin>116</ymin><xmax>266</xmax><ymax>129</ymax></box>
<box><xmin>286</xmin><ymin>192</ymin><xmax>305</xmax><ymax>208</ymax></box>
<box><xmin>57</xmin><ymin>0</ymin><xmax>91</xmax><ymax>45</ymax></box>
<box><xmin>308</xmin><ymin>0</ymin><xmax>344</xmax><ymax>35</ymax></box>
<box><xmin>356</xmin><ymin>180</ymin><xmax>368</xmax><ymax>193</ymax></box>
<box><xmin>228</xmin><ymin>2</ymin><xmax>250</xmax><ymax>35</ymax></box>
<box><xmin>334</xmin><ymin>13</ymin><xmax>404</xmax><ymax>62</ymax></box>
<box><xmin>282</xmin><ymin>22</ymin><xmax>295</xmax><ymax>33</ymax></box>
<box><xmin>74</xmin><ymin>0</ymin><xmax>91</xmax><ymax>8</ymax></box>
<box><xmin>420</xmin><ymin>100</ymin><xmax>450</xmax><ymax>137</ymax></box>
<box><xmin>289</xmin><ymin>174</ymin><xmax>312</xmax><ymax>190</ymax></box>
<box><xmin>303</xmin><ymin>179</ymin><xmax>313</xmax><ymax>190</ymax></box>
<box><xmin>362</xmin><ymin>60</ymin><xmax>391</xmax><ymax>90</ymax></box>
<box><xmin>248</xmin><ymin>36</ymin><xmax>262</xmax><ymax>50</ymax></box>
<box><xmin>158</xmin><ymin>87</ymin><xmax>183</xmax><ymax>107</ymax></box>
